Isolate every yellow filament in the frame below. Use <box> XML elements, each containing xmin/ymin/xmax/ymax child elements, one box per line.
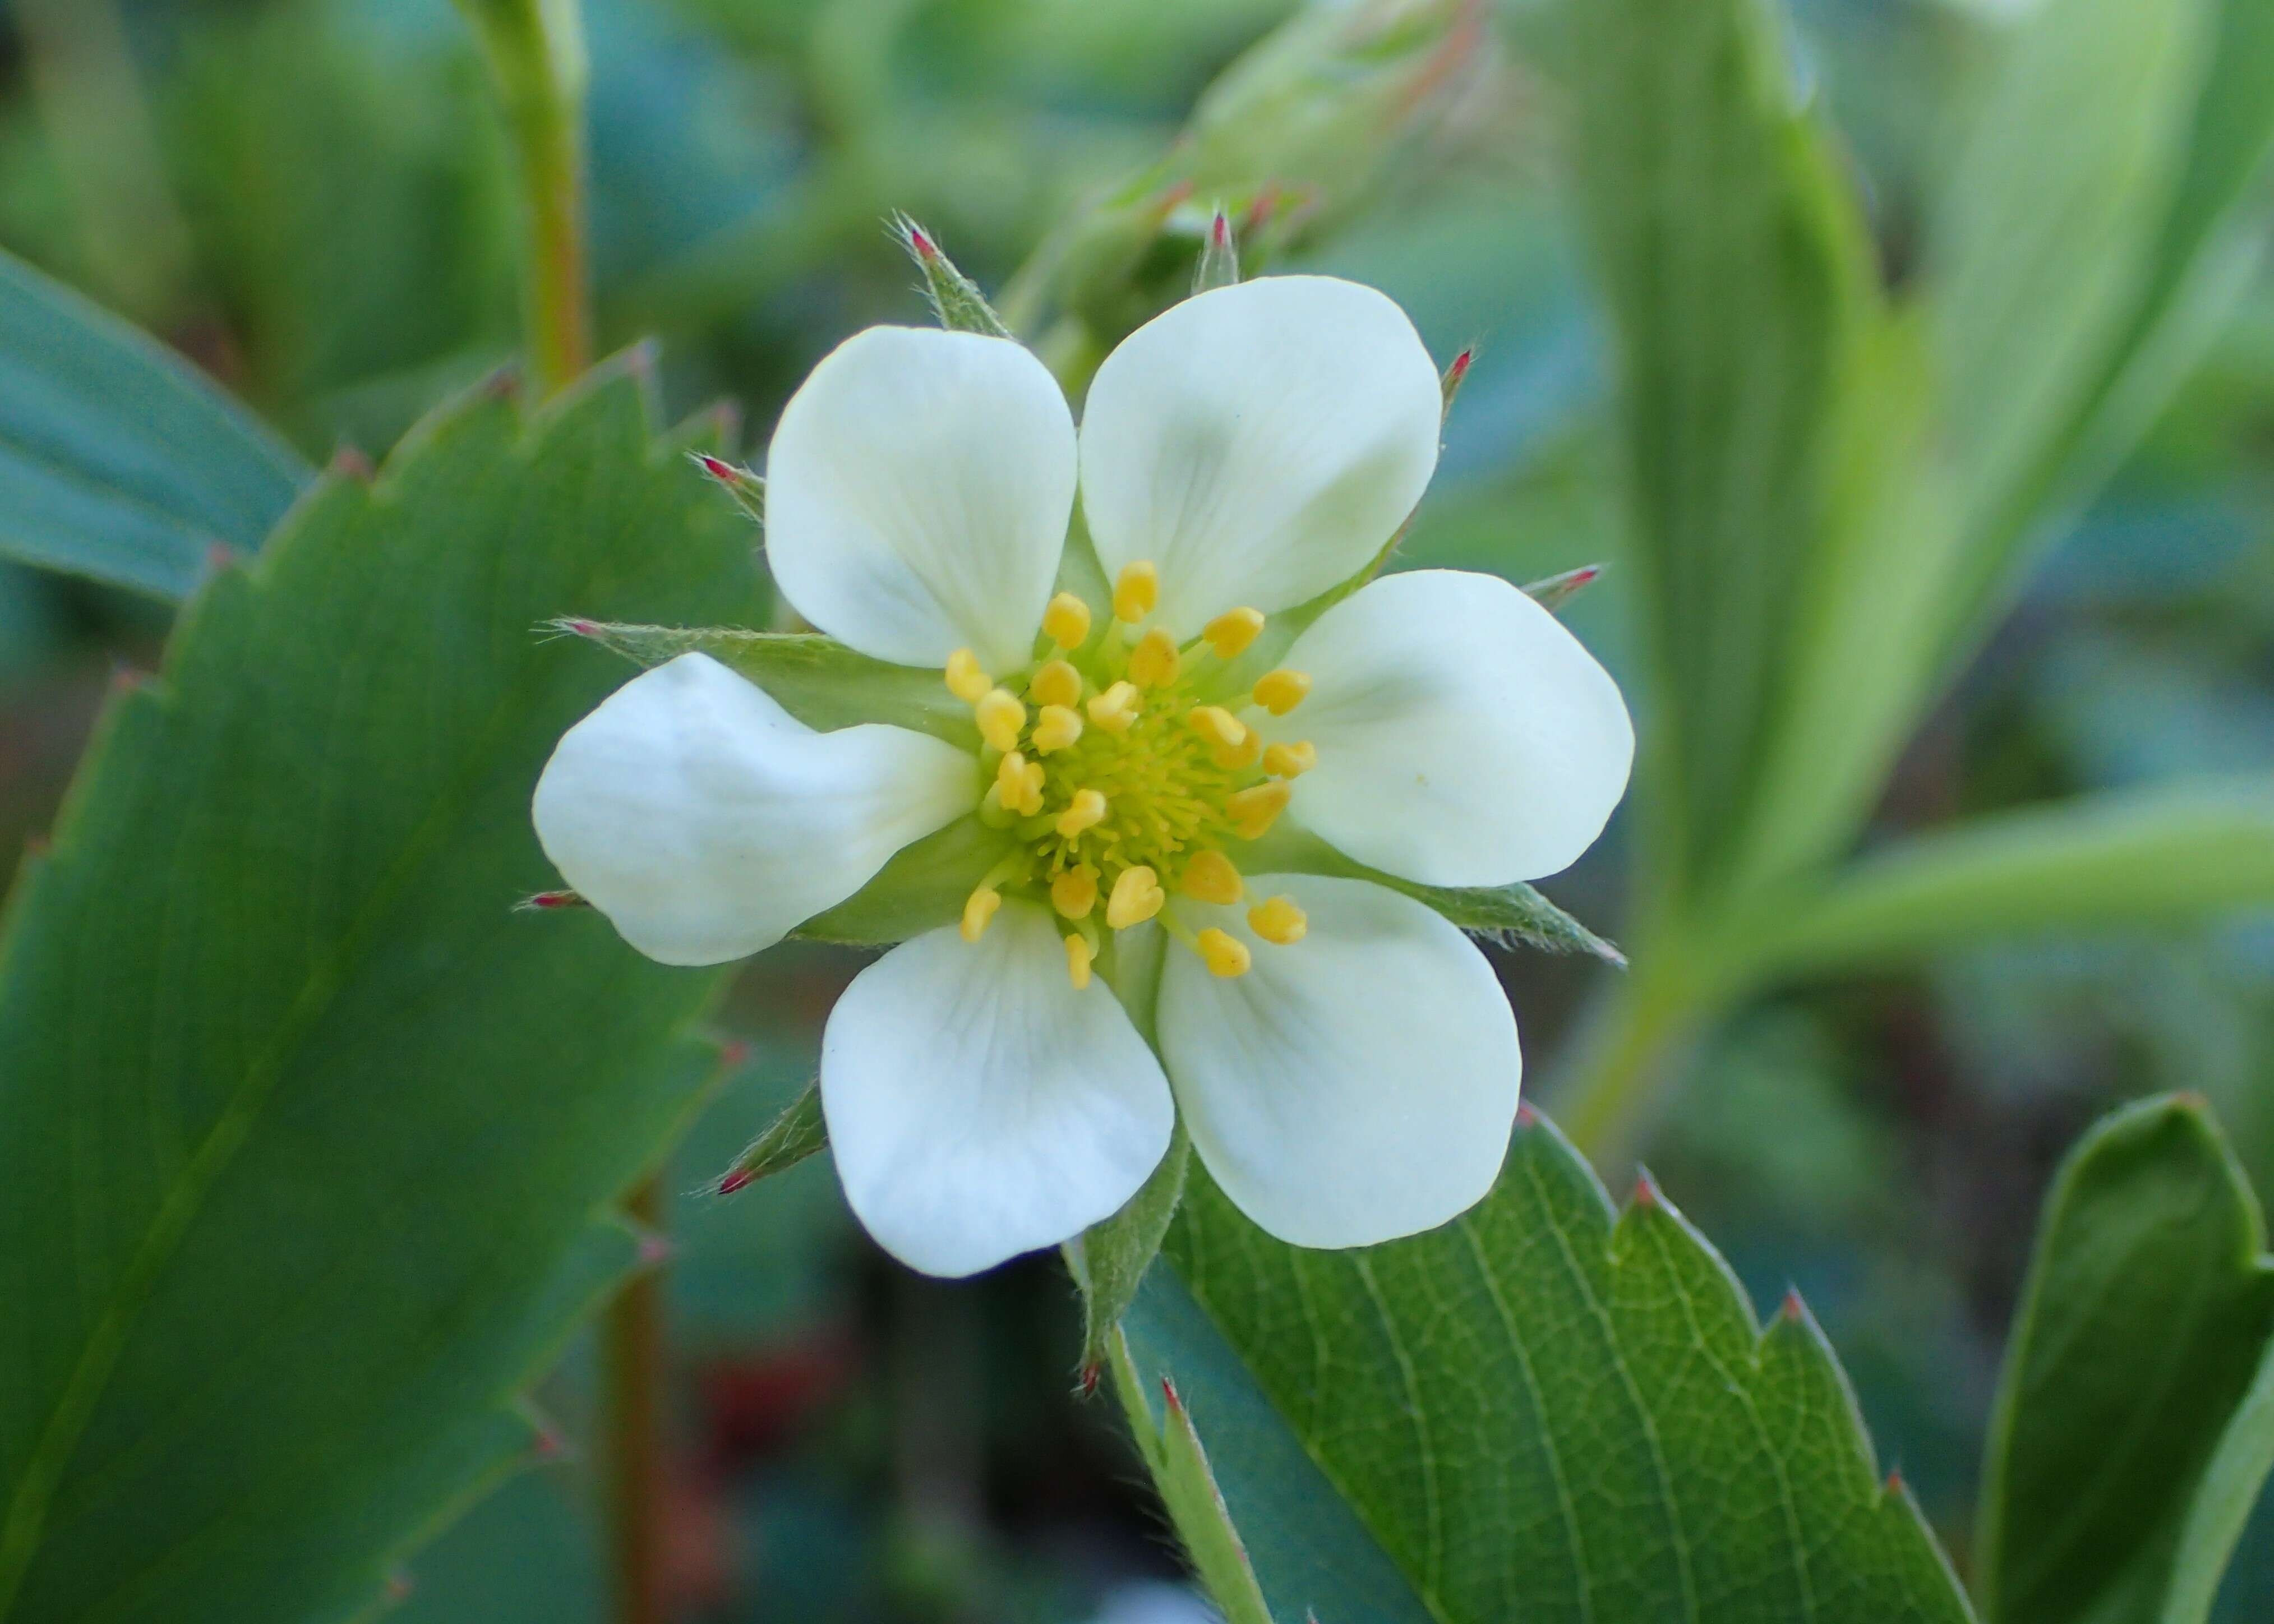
<box><xmin>1129</xmin><ymin>628</ymin><xmax>1180</xmax><ymax>689</ymax></box>
<box><xmin>1228</xmin><ymin>779</ymin><xmax>1291</xmax><ymax>839</ymax></box>
<box><xmin>960</xmin><ymin>886</ymin><xmax>1002</xmax><ymax>942</ymax></box>
<box><xmin>1113</xmin><ymin>561</ymin><xmax>1159</xmax><ymax>622</ymax></box>
<box><xmin>1202</xmin><ymin>607</ymin><xmax>1265</xmax><ymax>659</ymax></box>
<box><xmin>1043</xmin><ymin>592</ymin><xmax>1093</xmax><ymax>648</ymax></box>
<box><xmin>1213</xmin><ymin>731</ymin><xmax>1262</xmax><ymax>771</ymax></box>
<box><xmin>1031</xmin><ymin>659</ymin><xmax>1082</xmax><ymax>709</ymax></box>
<box><xmin>1032</xmin><ymin>703</ymin><xmax>1083</xmax><ymax>754</ymax></box>
<box><xmin>1105</xmin><ymin>865</ymin><xmax>1166</xmax><ymax>930</ymax></box>
<box><xmin>1087</xmin><ymin>681</ymin><xmax>1141</xmax><ymax>735</ymax></box>
<box><xmin>1197</xmin><ymin>927</ymin><xmax>1251</xmax><ymax>978</ymax></box>
<box><xmin>1187</xmin><ymin>706</ymin><xmax>1246</xmax><ymax>749</ymax></box>
<box><xmin>1252</xmin><ymin>668</ymin><xmax>1311</xmax><ymax>716</ymax></box>
<box><xmin>975</xmin><ymin>688</ymin><xmax>1026</xmax><ymax>752</ymax></box>
<box><xmin>1056</xmin><ymin>787</ymin><xmax>1108</xmax><ymax>838</ymax></box>
<box><xmin>1262</xmin><ymin>740</ymin><xmax>1317</xmax><ymax>778</ymax></box>
<box><xmin>1179</xmin><ymin>848</ymin><xmax>1243</xmax><ymax>906</ymax></box>
<box><xmin>1051</xmin><ymin>865</ymin><xmax>1099</xmax><ymax>920</ymax></box>
<box><xmin>1065</xmin><ymin>933</ymin><xmax>1096</xmax><ymax>990</ymax></box>
<box><xmin>1248</xmin><ymin>895</ymin><xmax>1308</xmax><ymax>944</ymax></box>
<box><xmin>944</xmin><ymin>648</ymin><xmax>991</xmax><ymax>704</ymax></box>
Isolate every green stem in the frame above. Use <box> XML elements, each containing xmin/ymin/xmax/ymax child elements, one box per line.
<box><xmin>456</xmin><ymin>0</ymin><xmax>591</xmax><ymax>394</ymax></box>
<box><xmin>603</xmin><ymin>1177</ymin><xmax>669</xmax><ymax>1624</ymax></box>
<box><xmin>1552</xmin><ymin>946</ymin><xmax>1714</xmax><ymax>1170</ymax></box>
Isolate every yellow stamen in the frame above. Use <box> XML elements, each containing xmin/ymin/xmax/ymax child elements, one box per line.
<box><xmin>1051</xmin><ymin>865</ymin><xmax>1099</xmax><ymax>920</ymax></box>
<box><xmin>1180</xmin><ymin>848</ymin><xmax>1243</xmax><ymax>906</ymax></box>
<box><xmin>995</xmin><ymin>750</ymin><xmax>1031</xmax><ymax>806</ymax></box>
<box><xmin>1213</xmin><ymin>731</ymin><xmax>1262</xmax><ymax>770</ymax></box>
<box><xmin>1248</xmin><ymin>895</ymin><xmax>1308</xmax><ymax>945</ymax></box>
<box><xmin>1228</xmin><ymin>779</ymin><xmax>1291</xmax><ymax>839</ymax></box>
<box><xmin>975</xmin><ymin>688</ymin><xmax>1026</xmax><ymax>752</ymax></box>
<box><xmin>1032</xmin><ymin>703</ymin><xmax>1083</xmax><ymax>754</ymax></box>
<box><xmin>1057</xmin><ymin>787</ymin><xmax>1108</xmax><ymax>838</ymax></box>
<box><xmin>1043</xmin><ymin>592</ymin><xmax>1093</xmax><ymax>649</ymax></box>
<box><xmin>1187</xmin><ymin>706</ymin><xmax>1246</xmax><ymax>750</ymax></box>
<box><xmin>1202</xmin><ymin>607</ymin><xmax>1265</xmax><ymax>659</ymax></box>
<box><xmin>1087</xmin><ymin>681</ymin><xmax>1140</xmax><ymax>735</ymax></box>
<box><xmin>960</xmin><ymin>885</ymin><xmax>1002</xmax><ymax>942</ymax></box>
<box><xmin>1017</xmin><ymin>760</ymin><xmax>1046</xmax><ymax>816</ymax></box>
<box><xmin>1129</xmin><ymin>628</ymin><xmax>1180</xmax><ymax>689</ymax></box>
<box><xmin>1031</xmin><ymin>659</ymin><xmax>1082</xmax><ymax>709</ymax></box>
<box><xmin>1105</xmin><ymin>865</ymin><xmax>1165</xmax><ymax>930</ymax></box>
<box><xmin>1262</xmin><ymin>740</ymin><xmax>1317</xmax><ymax>778</ymax></box>
<box><xmin>1113</xmin><ymin>561</ymin><xmax>1159</xmax><ymax>622</ymax></box>
<box><xmin>1197</xmin><ymin>928</ymin><xmax>1251</xmax><ymax>978</ymax></box>
<box><xmin>1065</xmin><ymin>932</ymin><xmax>1095</xmax><ymax>990</ymax></box>
<box><xmin>945</xmin><ymin>648</ymin><xmax>991</xmax><ymax>704</ymax></box>
<box><xmin>1252</xmin><ymin>668</ymin><xmax>1311</xmax><ymax>716</ymax></box>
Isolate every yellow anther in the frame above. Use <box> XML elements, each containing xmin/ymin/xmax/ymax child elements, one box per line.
<box><xmin>1180</xmin><ymin>848</ymin><xmax>1243</xmax><ymax>906</ymax></box>
<box><xmin>1187</xmin><ymin>706</ymin><xmax>1246</xmax><ymax>750</ymax></box>
<box><xmin>1057</xmin><ymin>788</ymin><xmax>1108</xmax><ymax>838</ymax></box>
<box><xmin>1263</xmin><ymin>740</ymin><xmax>1317</xmax><ymax>778</ymax></box>
<box><xmin>945</xmin><ymin>648</ymin><xmax>991</xmax><ymax>704</ymax></box>
<box><xmin>1202</xmin><ymin>607</ymin><xmax>1265</xmax><ymax>659</ymax></box>
<box><xmin>1043</xmin><ymin>592</ymin><xmax>1093</xmax><ymax>649</ymax></box>
<box><xmin>1031</xmin><ymin>659</ymin><xmax>1082</xmax><ymax>709</ymax></box>
<box><xmin>1248</xmin><ymin>895</ymin><xmax>1308</xmax><ymax>945</ymax></box>
<box><xmin>1197</xmin><ymin>928</ymin><xmax>1252</xmax><ymax>978</ymax></box>
<box><xmin>1106</xmin><ymin>865</ymin><xmax>1166</xmax><ymax>930</ymax></box>
<box><xmin>960</xmin><ymin>886</ymin><xmax>1002</xmax><ymax>943</ymax></box>
<box><xmin>975</xmin><ymin>688</ymin><xmax>1026</xmax><ymax>752</ymax></box>
<box><xmin>1032</xmin><ymin>703</ymin><xmax>1084</xmax><ymax>754</ymax></box>
<box><xmin>1213</xmin><ymin>730</ymin><xmax>1262</xmax><ymax>770</ymax></box>
<box><xmin>1065</xmin><ymin>932</ymin><xmax>1096</xmax><ymax>990</ymax></box>
<box><xmin>1129</xmin><ymin>627</ymin><xmax>1180</xmax><ymax>689</ymax></box>
<box><xmin>995</xmin><ymin>750</ymin><xmax>1031</xmax><ymax>806</ymax></box>
<box><xmin>1113</xmin><ymin>561</ymin><xmax>1159</xmax><ymax>622</ymax></box>
<box><xmin>1252</xmin><ymin>668</ymin><xmax>1312</xmax><ymax>716</ymax></box>
<box><xmin>1228</xmin><ymin>779</ymin><xmax>1292</xmax><ymax>839</ymax></box>
<box><xmin>1051</xmin><ymin>866</ymin><xmax>1099</xmax><ymax>920</ymax></box>
<box><xmin>1018</xmin><ymin>760</ymin><xmax>1046</xmax><ymax>816</ymax></box>
<box><xmin>1087</xmin><ymin>681</ymin><xmax>1141</xmax><ymax>735</ymax></box>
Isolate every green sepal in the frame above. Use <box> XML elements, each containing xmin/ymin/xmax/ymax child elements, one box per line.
<box><xmin>688</xmin><ymin>451</ymin><xmax>765</xmax><ymax>525</ymax></box>
<box><xmin>1242</xmin><ymin>825</ymin><xmax>1625</xmax><ymax>966</ymax></box>
<box><xmin>1068</xmin><ymin>1123</ymin><xmax>1192</xmax><ymax>1390</ymax></box>
<box><xmin>553</xmin><ymin>620</ymin><xmax>977</xmax><ymax>746</ymax></box>
<box><xmin>713</xmin><ymin>1081</ymin><xmax>827</xmax><ymax>1196</ymax></box>
<box><xmin>893</xmin><ymin>214</ymin><xmax>1014</xmax><ymax>339</ymax></box>
<box><xmin>795</xmin><ymin>816</ymin><xmax>1012</xmax><ymax>945</ymax></box>
<box><xmin>1521</xmin><ymin>561</ymin><xmax>1604</xmax><ymax>613</ymax></box>
<box><xmin>1191</xmin><ymin>207</ymin><xmax>1240</xmax><ymax>294</ymax></box>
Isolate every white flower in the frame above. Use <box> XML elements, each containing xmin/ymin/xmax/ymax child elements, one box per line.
<box><xmin>533</xmin><ymin>275</ymin><xmax>1634</xmax><ymax>1276</ymax></box>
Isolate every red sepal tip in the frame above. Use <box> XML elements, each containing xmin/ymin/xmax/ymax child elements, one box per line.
<box><xmin>696</xmin><ymin>453</ymin><xmax>737</xmax><ymax>482</ymax></box>
<box><xmin>906</xmin><ymin>223</ymin><xmax>937</xmax><ymax>259</ymax></box>
<box><xmin>1210</xmin><ymin>210</ymin><xmax>1231</xmax><ymax>248</ymax></box>
<box><xmin>1632</xmin><ymin>1169</ymin><xmax>1660</xmax><ymax>1209</ymax></box>
<box><xmin>1160</xmin><ymin>1376</ymin><xmax>1185</xmax><ymax>1413</ymax></box>
<box><xmin>1514</xmin><ymin>1101</ymin><xmax>1538</xmax><ymax>1128</ymax></box>
<box><xmin>1447</xmin><ymin>348</ymin><xmax>1474</xmax><ymax>383</ymax></box>
<box><xmin>1779</xmin><ymin>1288</ymin><xmax>1803</xmax><ymax>1322</ymax></box>
<box><xmin>1078</xmin><ymin>1363</ymin><xmax>1101</xmax><ymax>1398</ymax></box>
<box><xmin>718</xmin><ymin>1168</ymin><xmax>755</xmax><ymax>1197</ymax></box>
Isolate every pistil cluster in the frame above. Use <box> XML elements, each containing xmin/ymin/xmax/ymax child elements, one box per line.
<box><xmin>945</xmin><ymin>562</ymin><xmax>1317</xmax><ymax>988</ymax></box>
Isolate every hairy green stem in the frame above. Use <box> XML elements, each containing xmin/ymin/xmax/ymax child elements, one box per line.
<box><xmin>456</xmin><ymin>0</ymin><xmax>591</xmax><ymax>393</ymax></box>
<box><xmin>605</xmin><ymin>1178</ymin><xmax>670</xmax><ymax>1624</ymax></box>
<box><xmin>1551</xmin><ymin>945</ymin><xmax>1715</xmax><ymax>1171</ymax></box>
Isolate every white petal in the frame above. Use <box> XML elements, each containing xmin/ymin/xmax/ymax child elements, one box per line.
<box><xmin>532</xmin><ymin>653</ymin><xmax>975</xmax><ymax>966</ymax></box>
<box><xmin>1160</xmin><ymin>875</ymin><xmax>1519</xmax><ymax>1249</ymax></box>
<box><xmin>765</xmin><ymin>326</ymin><xmax>1076</xmax><ymax>670</ymax></box>
<box><xmin>822</xmin><ymin>903</ymin><xmax>1175</xmax><ymax>1277</ymax></box>
<box><xmin>1078</xmin><ymin>276</ymin><xmax>1442</xmax><ymax>635</ymax></box>
<box><xmin>1283</xmin><ymin>569</ymin><xmax>1633</xmax><ymax>887</ymax></box>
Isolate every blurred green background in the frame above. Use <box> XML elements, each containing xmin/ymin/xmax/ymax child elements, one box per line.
<box><xmin>1</xmin><ymin>0</ymin><xmax>2271</xmax><ymax>1616</ymax></box>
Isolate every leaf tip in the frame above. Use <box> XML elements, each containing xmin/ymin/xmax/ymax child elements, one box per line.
<box><xmin>1160</xmin><ymin>1375</ymin><xmax>1186</xmax><ymax>1415</ymax></box>
<box><xmin>515</xmin><ymin>889</ymin><xmax>588</xmax><ymax>912</ymax></box>
<box><xmin>635</xmin><ymin>1229</ymin><xmax>675</xmax><ymax>1268</ymax></box>
<box><xmin>384</xmin><ymin>1568</ymin><xmax>416</xmax><ymax>1602</ymax></box>
<box><xmin>1779</xmin><ymin>1286</ymin><xmax>1804</xmax><ymax>1322</ymax></box>
<box><xmin>109</xmin><ymin>662</ymin><xmax>151</xmax><ymax>695</ymax></box>
<box><xmin>1515</xmin><ymin>1100</ymin><xmax>1538</xmax><ymax>1129</ymax></box>
<box><xmin>1631</xmin><ymin>1167</ymin><xmax>1662</xmax><ymax>1210</ymax></box>
<box><xmin>327</xmin><ymin>444</ymin><xmax>375</xmax><ymax>483</ymax></box>
<box><xmin>1884</xmin><ymin>1466</ymin><xmax>1905</xmax><ymax>1495</ymax></box>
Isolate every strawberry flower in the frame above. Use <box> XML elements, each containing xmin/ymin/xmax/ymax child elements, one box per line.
<box><xmin>533</xmin><ymin>275</ymin><xmax>1632</xmax><ymax>1276</ymax></box>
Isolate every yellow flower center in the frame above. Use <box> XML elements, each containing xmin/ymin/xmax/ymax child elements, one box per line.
<box><xmin>946</xmin><ymin>562</ymin><xmax>1314</xmax><ymax>984</ymax></box>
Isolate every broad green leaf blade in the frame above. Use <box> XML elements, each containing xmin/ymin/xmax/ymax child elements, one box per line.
<box><xmin>1565</xmin><ymin>0</ymin><xmax>1879</xmax><ymax>893</ymax></box>
<box><xmin>1976</xmin><ymin>1096</ymin><xmax>2274</xmax><ymax>1624</ymax></box>
<box><xmin>1738</xmin><ymin>777</ymin><xmax>2274</xmax><ymax>979</ymax></box>
<box><xmin>2164</xmin><ymin>1337</ymin><xmax>2274</xmax><ymax>1624</ymax></box>
<box><xmin>0</xmin><ymin>363</ymin><xmax>764</xmax><ymax>1624</ymax></box>
<box><xmin>0</xmin><ymin>248</ymin><xmax>311</xmax><ymax>598</ymax></box>
<box><xmin>1137</xmin><ymin>1112</ymin><xmax>1975</xmax><ymax>1623</ymax></box>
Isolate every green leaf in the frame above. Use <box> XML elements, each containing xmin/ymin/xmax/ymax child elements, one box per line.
<box><xmin>1976</xmin><ymin>1095</ymin><xmax>2274</xmax><ymax>1624</ymax></box>
<box><xmin>0</xmin><ymin>362</ymin><xmax>764</xmax><ymax>1623</ymax></box>
<box><xmin>713</xmin><ymin>1081</ymin><xmax>827</xmax><ymax>1196</ymax></box>
<box><xmin>0</xmin><ymin>248</ymin><xmax>312</xmax><ymax>599</ymax></box>
<box><xmin>1129</xmin><ymin>1111</ymin><xmax>1975</xmax><ymax>1623</ymax></box>
<box><xmin>1737</xmin><ymin>777</ymin><xmax>2274</xmax><ymax>980</ymax></box>
<box><xmin>1564</xmin><ymin>0</ymin><xmax>1880</xmax><ymax>893</ymax></box>
<box><xmin>1069</xmin><ymin>1126</ymin><xmax>1191</xmax><ymax>1384</ymax></box>
<box><xmin>2162</xmin><ymin>1335</ymin><xmax>2274</xmax><ymax>1624</ymax></box>
<box><xmin>558</xmin><ymin>621</ymin><xmax>977</xmax><ymax>746</ymax></box>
